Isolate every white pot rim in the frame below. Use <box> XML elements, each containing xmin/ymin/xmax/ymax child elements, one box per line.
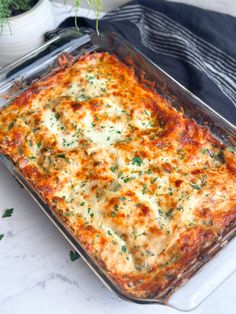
<box><xmin>7</xmin><ymin>0</ymin><xmax>46</xmax><ymax>21</ymax></box>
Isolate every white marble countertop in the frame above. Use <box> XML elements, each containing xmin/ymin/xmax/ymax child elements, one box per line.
<box><xmin>0</xmin><ymin>2</ymin><xmax>236</xmax><ymax>314</ymax></box>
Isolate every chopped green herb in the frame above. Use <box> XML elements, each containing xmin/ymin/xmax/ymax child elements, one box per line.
<box><xmin>111</xmin><ymin>212</ymin><xmax>116</xmax><ymax>218</ymax></box>
<box><xmin>114</xmin><ymin>205</ymin><xmax>119</xmax><ymax>211</ymax></box>
<box><xmin>56</xmin><ymin>154</ymin><xmax>67</xmax><ymax>159</ymax></box>
<box><xmin>200</xmin><ymin>148</ymin><xmax>207</xmax><ymax>155</ymax></box>
<box><xmin>190</xmin><ymin>183</ymin><xmax>201</xmax><ymax>190</ymax></box>
<box><xmin>123</xmin><ymin>177</ymin><xmax>130</xmax><ymax>183</ymax></box>
<box><xmin>110</xmin><ymin>165</ymin><xmax>118</xmax><ymax>173</ymax></box>
<box><xmin>165</xmin><ymin>208</ymin><xmax>174</xmax><ymax>219</ymax></box>
<box><xmin>201</xmin><ymin>175</ymin><xmax>207</xmax><ymax>186</ymax></box>
<box><xmin>190</xmin><ymin>175</ymin><xmax>207</xmax><ymax>190</ymax></box>
<box><xmin>110</xmin><ymin>181</ymin><xmax>122</xmax><ymax>192</ymax></box>
<box><xmin>214</xmin><ymin>149</ymin><xmax>225</xmax><ymax>163</ymax></box>
<box><xmin>142</xmin><ymin>184</ymin><xmax>147</xmax><ymax>194</ymax></box>
<box><xmin>121</xmin><ymin>245</ymin><xmax>127</xmax><ymax>253</ymax></box>
<box><xmin>69</xmin><ymin>250</ymin><xmax>80</xmax><ymax>262</ymax></box>
<box><xmin>0</xmin><ymin>234</ymin><xmax>4</xmax><ymax>241</ymax></box>
<box><xmin>37</xmin><ymin>142</ymin><xmax>41</xmax><ymax>148</ymax></box>
<box><xmin>177</xmin><ymin>149</ymin><xmax>186</xmax><ymax>160</ymax></box>
<box><xmin>146</xmin><ymin>249</ymin><xmax>155</xmax><ymax>256</ymax></box>
<box><xmin>107</xmin><ymin>230</ymin><xmax>112</xmax><ymax>236</ymax></box>
<box><xmin>119</xmin><ymin>196</ymin><xmax>126</xmax><ymax>201</ymax></box>
<box><xmin>131</xmin><ymin>156</ymin><xmax>143</xmax><ymax>166</ymax></box>
<box><xmin>80</xmin><ymin>202</ymin><xmax>85</xmax><ymax>206</ymax></box>
<box><xmin>132</xmin><ymin>228</ymin><xmax>144</xmax><ymax>240</ymax></box>
<box><xmin>87</xmin><ymin>208</ymin><xmax>94</xmax><ymax>218</ymax></box>
<box><xmin>151</xmin><ymin>177</ymin><xmax>158</xmax><ymax>184</ymax></box>
<box><xmin>118</xmin><ymin>172</ymin><xmax>123</xmax><ymax>178</ymax></box>
<box><xmin>55</xmin><ymin>113</ymin><xmax>60</xmax><ymax>120</ymax></box>
<box><xmin>2</xmin><ymin>208</ymin><xmax>14</xmax><ymax>218</ymax></box>
<box><xmin>29</xmin><ymin>156</ymin><xmax>36</xmax><ymax>161</ymax></box>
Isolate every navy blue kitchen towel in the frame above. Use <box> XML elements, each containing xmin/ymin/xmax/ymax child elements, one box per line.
<box><xmin>58</xmin><ymin>0</ymin><xmax>236</xmax><ymax>124</ymax></box>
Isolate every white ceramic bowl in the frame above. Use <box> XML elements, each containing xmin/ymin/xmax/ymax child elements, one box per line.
<box><xmin>0</xmin><ymin>0</ymin><xmax>54</xmax><ymax>67</ymax></box>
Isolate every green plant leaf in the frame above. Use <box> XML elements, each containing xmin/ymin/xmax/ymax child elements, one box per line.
<box><xmin>2</xmin><ymin>208</ymin><xmax>14</xmax><ymax>218</ymax></box>
<box><xmin>70</xmin><ymin>250</ymin><xmax>80</xmax><ymax>262</ymax></box>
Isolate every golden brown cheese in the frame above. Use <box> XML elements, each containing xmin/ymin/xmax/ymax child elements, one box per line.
<box><xmin>0</xmin><ymin>52</ymin><xmax>236</xmax><ymax>298</ymax></box>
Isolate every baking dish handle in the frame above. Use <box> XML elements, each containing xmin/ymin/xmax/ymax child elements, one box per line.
<box><xmin>0</xmin><ymin>27</ymin><xmax>91</xmax><ymax>84</ymax></box>
<box><xmin>45</xmin><ymin>26</ymin><xmax>94</xmax><ymax>40</ymax></box>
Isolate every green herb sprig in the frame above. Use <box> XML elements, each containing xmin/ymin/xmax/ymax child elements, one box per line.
<box><xmin>2</xmin><ymin>208</ymin><xmax>14</xmax><ymax>218</ymax></box>
<box><xmin>70</xmin><ymin>250</ymin><xmax>80</xmax><ymax>262</ymax></box>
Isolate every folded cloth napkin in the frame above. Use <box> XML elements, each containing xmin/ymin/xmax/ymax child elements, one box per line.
<box><xmin>58</xmin><ymin>0</ymin><xmax>236</xmax><ymax>124</ymax></box>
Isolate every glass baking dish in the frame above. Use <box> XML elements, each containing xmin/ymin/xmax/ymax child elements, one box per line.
<box><xmin>0</xmin><ymin>28</ymin><xmax>235</xmax><ymax>311</ymax></box>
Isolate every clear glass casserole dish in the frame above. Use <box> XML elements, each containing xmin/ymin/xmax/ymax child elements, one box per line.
<box><xmin>0</xmin><ymin>28</ymin><xmax>235</xmax><ymax>311</ymax></box>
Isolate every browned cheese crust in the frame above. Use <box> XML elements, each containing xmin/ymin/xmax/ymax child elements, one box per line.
<box><xmin>0</xmin><ymin>52</ymin><xmax>235</xmax><ymax>298</ymax></box>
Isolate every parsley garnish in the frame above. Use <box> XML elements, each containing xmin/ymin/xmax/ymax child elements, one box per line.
<box><xmin>190</xmin><ymin>175</ymin><xmax>207</xmax><ymax>190</ymax></box>
<box><xmin>123</xmin><ymin>177</ymin><xmax>130</xmax><ymax>183</ymax></box>
<box><xmin>177</xmin><ymin>149</ymin><xmax>186</xmax><ymax>160</ymax></box>
<box><xmin>200</xmin><ymin>148</ymin><xmax>207</xmax><ymax>155</ymax></box>
<box><xmin>110</xmin><ymin>181</ymin><xmax>122</xmax><ymax>192</ymax></box>
<box><xmin>165</xmin><ymin>208</ymin><xmax>174</xmax><ymax>220</ymax></box>
<box><xmin>151</xmin><ymin>177</ymin><xmax>158</xmax><ymax>184</ymax></box>
<box><xmin>121</xmin><ymin>245</ymin><xmax>127</xmax><ymax>253</ymax></box>
<box><xmin>55</xmin><ymin>113</ymin><xmax>60</xmax><ymax>120</ymax></box>
<box><xmin>56</xmin><ymin>154</ymin><xmax>67</xmax><ymax>159</ymax></box>
<box><xmin>190</xmin><ymin>183</ymin><xmax>201</xmax><ymax>190</ymax></box>
<box><xmin>131</xmin><ymin>156</ymin><xmax>143</xmax><ymax>166</ymax></box>
<box><xmin>119</xmin><ymin>196</ymin><xmax>126</xmax><ymax>201</ymax></box>
<box><xmin>201</xmin><ymin>175</ymin><xmax>207</xmax><ymax>186</ymax></box>
<box><xmin>2</xmin><ymin>208</ymin><xmax>14</xmax><ymax>218</ymax></box>
<box><xmin>69</xmin><ymin>250</ymin><xmax>80</xmax><ymax>262</ymax></box>
<box><xmin>87</xmin><ymin>208</ymin><xmax>94</xmax><ymax>218</ymax></box>
<box><xmin>110</xmin><ymin>165</ymin><xmax>118</xmax><ymax>173</ymax></box>
<box><xmin>142</xmin><ymin>184</ymin><xmax>147</xmax><ymax>194</ymax></box>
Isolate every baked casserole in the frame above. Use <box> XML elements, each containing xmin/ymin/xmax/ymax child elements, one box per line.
<box><xmin>0</xmin><ymin>52</ymin><xmax>235</xmax><ymax>298</ymax></box>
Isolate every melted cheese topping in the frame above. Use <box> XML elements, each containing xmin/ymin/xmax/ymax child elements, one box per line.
<box><xmin>0</xmin><ymin>52</ymin><xmax>235</xmax><ymax>298</ymax></box>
